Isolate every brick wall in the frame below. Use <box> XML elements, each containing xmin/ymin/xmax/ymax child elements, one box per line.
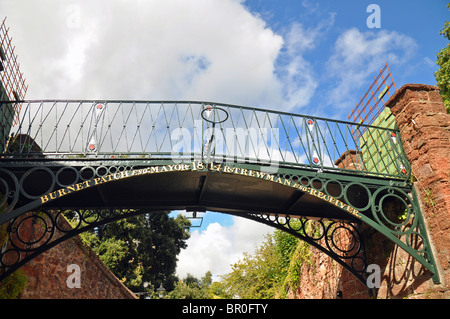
<box><xmin>287</xmin><ymin>244</ymin><xmax>369</xmax><ymax>299</ymax></box>
<box><xmin>384</xmin><ymin>83</ymin><xmax>449</xmax><ymax>298</ymax></box>
<box><xmin>289</xmin><ymin>83</ymin><xmax>449</xmax><ymax>299</ymax></box>
<box><xmin>17</xmin><ymin>214</ymin><xmax>137</xmax><ymax>299</ymax></box>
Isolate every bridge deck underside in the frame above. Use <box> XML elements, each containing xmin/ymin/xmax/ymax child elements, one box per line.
<box><xmin>33</xmin><ymin>170</ymin><xmax>356</xmax><ymax>222</ymax></box>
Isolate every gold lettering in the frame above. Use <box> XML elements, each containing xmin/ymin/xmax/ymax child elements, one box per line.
<box><xmin>94</xmin><ymin>177</ymin><xmax>102</xmax><ymax>185</ymax></box>
<box><xmin>57</xmin><ymin>188</ymin><xmax>67</xmax><ymax>197</ymax></box>
<box><xmin>255</xmin><ymin>171</ymin><xmax>266</xmax><ymax>179</ymax></box>
<box><xmin>67</xmin><ymin>185</ymin><xmax>76</xmax><ymax>193</ymax></box>
<box><xmin>40</xmin><ymin>195</ymin><xmax>49</xmax><ymax>203</ymax></box>
<box><xmin>283</xmin><ymin>179</ymin><xmax>291</xmax><ymax>187</ymax></box>
<box><xmin>150</xmin><ymin>166</ymin><xmax>159</xmax><ymax>174</ymax></box>
<box><xmin>49</xmin><ymin>192</ymin><xmax>57</xmax><ymax>200</ymax></box>
<box><xmin>224</xmin><ymin>166</ymin><xmax>233</xmax><ymax>173</ymax></box>
<box><xmin>240</xmin><ymin>169</ymin><xmax>248</xmax><ymax>175</ymax></box>
<box><xmin>132</xmin><ymin>169</ymin><xmax>141</xmax><ymax>176</ymax></box>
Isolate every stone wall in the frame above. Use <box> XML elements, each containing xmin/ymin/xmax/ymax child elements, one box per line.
<box><xmin>17</xmin><ymin>215</ymin><xmax>137</xmax><ymax>299</ymax></box>
<box><xmin>384</xmin><ymin>83</ymin><xmax>449</xmax><ymax>298</ymax></box>
<box><xmin>287</xmin><ymin>245</ymin><xmax>369</xmax><ymax>299</ymax></box>
<box><xmin>289</xmin><ymin>83</ymin><xmax>449</xmax><ymax>299</ymax></box>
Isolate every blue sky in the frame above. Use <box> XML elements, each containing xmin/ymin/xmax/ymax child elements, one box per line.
<box><xmin>1</xmin><ymin>0</ymin><xmax>448</xmax><ymax>279</ymax></box>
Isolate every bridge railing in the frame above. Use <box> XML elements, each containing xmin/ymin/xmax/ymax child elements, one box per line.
<box><xmin>1</xmin><ymin>100</ymin><xmax>410</xmax><ymax>180</ymax></box>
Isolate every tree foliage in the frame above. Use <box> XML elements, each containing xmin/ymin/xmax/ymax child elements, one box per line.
<box><xmin>166</xmin><ymin>271</ymin><xmax>214</xmax><ymax>299</ymax></box>
<box><xmin>435</xmin><ymin>2</ymin><xmax>450</xmax><ymax>113</ymax></box>
<box><xmin>78</xmin><ymin>211</ymin><xmax>190</xmax><ymax>293</ymax></box>
<box><xmin>217</xmin><ymin>227</ymin><xmax>311</xmax><ymax>299</ymax></box>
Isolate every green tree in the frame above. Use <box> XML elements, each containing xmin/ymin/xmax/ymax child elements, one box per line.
<box><xmin>79</xmin><ymin>211</ymin><xmax>190</xmax><ymax>293</ymax></box>
<box><xmin>166</xmin><ymin>272</ymin><xmax>213</xmax><ymax>299</ymax></box>
<box><xmin>219</xmin><ymin>232</ymin><xmax>291</xmax><ymax>299</ymax></box>
<box><xmin>435</xmin><ymin>2</ymin><xmax>450</xmax><ymax>113</ymax></box>
<box><xmin>218</xmin><ymin>225</ymin><xmax>312</xmax><ymax>299</ymax></box>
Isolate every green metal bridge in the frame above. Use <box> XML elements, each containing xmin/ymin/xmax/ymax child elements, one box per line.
<box><xmin>0</xmin><ymin>100</ymin><xmax>440</xmax><ymax>291</ymax></box>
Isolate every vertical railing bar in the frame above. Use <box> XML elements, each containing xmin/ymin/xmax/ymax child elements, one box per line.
<box><xmin>358</xmin><ymin>124</ymin><xmax>382</xmax><ymax>176</ymax></box>
<box><xmin>266</xmin><ymin>113</ymin><xmax>284</xmax><ymax>163</ymax></box>
<box><xmin>282</xmin><ymin>115</ymin><xmax>298</xmax><ymax>164</ymax></box>
<box><xmin>253</xmin><ymin>110</ymin><xmax>270</xmax><ymax>163</ymax></box>
<box><xmin>319</xmin><ymin>120</ymin><xmax>335</xmax><ymax>168</ymax></box>
<box><xmin>334</xmin><ymin>122</ymin><xmax>357</xmax><ymax>170</ymax></box>
<box><xmin>40</xmin><ymin>101</ymin><xmax>59</xmax><ymax>153</ymax></box>
<box><xmin>142</xmin><ymin>102</ymin><xmax>155</xmax><ymax>153</ymax></box>
<box><xmin>55</xmin><ymin>101</ymin><xmax>71</xmax><ymax>153</ymax></box>
<box><xmin>190</xmin><ymin>102</ymin><xmax>201</xmax><ymax>159</ymax></box>
<box><xmin>290</xmin><ymin>116</ymin><xmax>307</xmax><ymax>165</ymax></box>
<box><xmin>112</xmin><ymin>102</ymin><xmax>128</xmax><ymax>153</ymax></box>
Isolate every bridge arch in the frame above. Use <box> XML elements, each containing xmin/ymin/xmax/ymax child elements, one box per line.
<box><xmin>0</xmin><ymin>99</ymin><xmax>440</xmax><ymax>291</ymax></box>
<box><xmin>0</xmin><ymin>159</ymin><xmax>433</xmax><ymax>290</ymax></box>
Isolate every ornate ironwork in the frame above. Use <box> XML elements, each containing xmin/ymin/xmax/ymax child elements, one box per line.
<box><xmin>0</xmin><ymin>209</ymin><xmax>151</xmax><ymax>281</ymax></box>
<box><xmin>0</xmin><ymin>99</ymin><xmax>440</xmax><ymax>287</ymax></box>
<box><xmin>0</xmin><ymin>160</ymin><xmax>440</xmax><ymax>285</ymax></box>
<box><xmin>2</xmin><ymin>100</ymin><xmax>410</xmax><ymax>179</ymax></box>
<box><xmin>229</xmin><ymin>212</ymin><xmax>368</xmax><ymax>284</ymax></box>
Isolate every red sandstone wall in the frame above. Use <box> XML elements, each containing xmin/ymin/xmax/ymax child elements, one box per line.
<box><xmin>289</xmin><ymin>84</ymin><xmax>449</xmax><ymax>299</ymax></box>
<box><xmin>287</xmin><ymin>245</ymin><xmax>369</xmax><ymax>299</ymax></box>
<box><xmin>384</xmin><ymin>84</ymin><xmax>449</xmax><ymax>298</ymax></box>
<box><xmin>18</xmin><ymin>216</ymin><xmax>137</xmax><ymax>299</ymax></box>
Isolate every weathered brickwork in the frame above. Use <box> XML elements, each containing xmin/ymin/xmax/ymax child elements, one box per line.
<box><xmin>385</xmin><ymin>84</ymin><xmax>449</xmax><ymax>298</ymax></box>
<box><xmin>290</xmin><ymin>84</ymin><xmax>449</xmax><ymax>299</ymax></box>
<box><xmin>18</xmin><ymin>215</ymin><xmax>137</xmax><ymax>299</ymax></box>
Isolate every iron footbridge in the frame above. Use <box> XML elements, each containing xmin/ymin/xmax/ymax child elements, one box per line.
<box><xmin>0</xmin><ymin>100</ymin><xmax>440</xmax><ymax>289</ymax></box>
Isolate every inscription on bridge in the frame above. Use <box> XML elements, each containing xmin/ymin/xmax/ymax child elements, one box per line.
<box><xmin>39</xmin><ymin>162</ymin><xmax>361</xmax><ymax>219</ymax></box>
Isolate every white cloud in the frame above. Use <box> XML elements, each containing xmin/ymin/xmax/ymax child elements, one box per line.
<box><xmin>326</xmin><ymin>28</ymin><xmax>417</xmax><ymax>109</ymax></box>
<box><xmin>0</xmin><ymin>0</ymin><xmax>339</xmax><ymax>113</ymax></box>
<box><xmin>275</xmin><ymin>13</ymin><xmax>335</xmax><ymax>112</ymax></box>
<box><xmin>0</xmin><ymin>0</ymin><xmax>287</xmax><ymax>107</ymax></box>
<box><xmin>176</xmin><ymin>216</ymin><xmax>273</xmax><ymax>280</ymax></box>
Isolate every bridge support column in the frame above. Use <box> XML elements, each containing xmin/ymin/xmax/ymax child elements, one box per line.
<box><xmin>381</xmin><ymin>83</ymin><xmax>449</xmax><ymax>298</ymax></box>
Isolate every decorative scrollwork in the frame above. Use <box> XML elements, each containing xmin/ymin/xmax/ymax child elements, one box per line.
<box><xmin>238</xmin><ymin>213</ymin><xmax>368</xmax><ymax>283</ymax></box>
<box><xmin>9</xmin><ymin>211</ymin><xmax>55</xmax><ymax>251</ymax></box>
<box><xmin>0</xmin><ymin>167</ymin><xmax>20</xmax><ymax>215</ymax></box>
<box><xmin>0</xmin><ymin>209</ymin><xmax>141</xmax><ymax>281</ymax></box>
<box><xmin>371</xmin><ymin>186</ymin><xmax>417</xmax><ymax>234</ymax></box>
<box><xmin>1</xmin><ymin>211</ymin><xmax>56</xmax><ymax>273</ymax></box>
